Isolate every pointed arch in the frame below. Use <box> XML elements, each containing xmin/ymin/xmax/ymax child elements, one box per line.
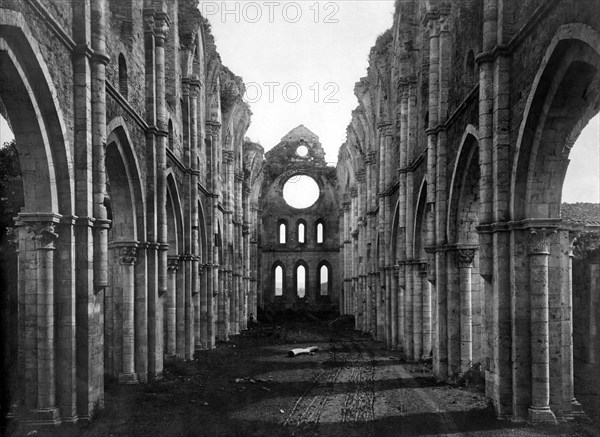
<box><xmin>317</xmin><ymin>260</ymin><xmax>332</xmax><ymax>296</ymax></box>
<box><xmin>447</xmin><ymin>125</ymin><xmax>479</xmax><ymax>244</ymax></box>
<box><xmin>272</xmin><ymin>261</ymin><xmax>285</xmax><ymax>297</ymax></box>
<box><xmin>166</xmin><ymin>171</ymin><xmax>184</xmax><ymax>255</ymax></box>
<box><xmin>294</xmin><ymin>259</ymin><xmax>309</xmax><ymax>299</ymax></box>
<box><xmin>106</xmin><ymin>117</ymin><xmax>146</xmax><ymax>241</ymax></box>
<box><xmin>0</xmin><ymin>10</ymin><xmax>73</xmax><ymax>214</ymax></box>
<box><xmin>511</xmin><ymin>24</ymin><xmax>600</xmax><ymax>220</ymax></box>
<box><xmin>413</xmin><ymin>178</ymin><xmax>428</xmax><ymax>261</ymax></box>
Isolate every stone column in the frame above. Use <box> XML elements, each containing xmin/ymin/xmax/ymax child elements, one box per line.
<box><xmin>91</xmin><ymin>0</ymin><xmax>110</xmax><ymax>295</ymax></box>
<box><xmin>153</xmin><ymin>9</ymin><xmax>170</xmax><ymax>379</ymax></box>
<box><xmin>458</xmin><ymin>248</ymin><xmax>476</xmax><ymax>374</ymax></box>
<box><xmin>391</xmin><ymin>265</ymin><xmax>399</xmax><ymax>350</ymax></box>
<box><xmin>176</xmin><ymin>254</ymin><xmax>186</xmax><ymax>358</ymax></box>
<box><xmin>405</xmin><ymin>261</ymin><xmax>414</xmax><ymax>361</ymax></box>
<box><xmin>118</xmin><ymin>245</ymin><xmax>138</xmax><ymax>384</ymax></box>
<box><xmin>528</xmin><ymin>228</ymin><xmax>557</xmax><ymax>423</ymax></box>
<box><xmin>446</xmin><ymin>247</ymin><xmax>460</xmax><ymax>377</ymax></box>
<box><xmin>420</xmin><ymin>262</ymin><xmax>432</xmax><ymax>358</ymax></box>
<box><xmin>567</xmin><ymin>236</ymin><xmax>584</xmax><ymax>415</ymax></box>
<box><xmin>184</xmin><ymin>254</ymin><xmax>194</xmax><ymax>359</ymax></box>
<box><xmin>26</xmin><ymin>220</ymin><xmax>60</xmax><ymax>423</ymax></box>
<box><xmin>199</xmin><ymin>263</ymin><xmax>209</xmax><ymax>349</ymax></box>
<box><xmin>413</xmin><ymin>261</ymin><xmax>423</xmax><ymax>361</ymax></box>
<box><xmin>166</xmin><ymin>256</ymin><xmax>179</xmax><ymax>357</ymax></box>
<box><xmin>190</xmin><ymin>81</ymin><xmax>201</xmax><ymax>349</ymax></box>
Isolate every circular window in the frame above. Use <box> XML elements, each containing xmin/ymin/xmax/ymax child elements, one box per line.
<box><xmin>296</xmin><ymin>145</ymin><xmax>308</xmax><ymax>157</ymax></box>
<box><xmin>283</xmin><ymin>175</ymin><xmax>320</xmax><ymax>209</ymax></box>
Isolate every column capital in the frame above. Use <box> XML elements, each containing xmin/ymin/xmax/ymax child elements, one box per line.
<box><xmin>27</xmin><ymin>222</ymin><xmax>59</xmax><ymax>249</ymax></box>
<box><xmin>206</xmin><ymin>120</ymin><xmax>221</xmax><ymax>135</ymax></box>
<box><xmin>167</xmin><ymin>256</ymin><xmax>180</xmax><ymax>271</ymax></box>
<box><xmin>356</xmin><ymin>169</ymin><xmax>366</xmax><ymax>183</ymax></box>
<box><xmin>529</xmin><ymin>228</ymin><xmax>557</xmax><ymax>255</ymax></box>
<box><xmin>153</xmin><ymin>12</ymin><xmax>171</xmax><ymax>46</ymax></box>
<box><xmin>457</xmin><ymin>247</ymin><xmax>477</xmax><ymax>268</ymax></box>
<box><xmin>223</xmin><ymin>150</ymin><xmax>235</xmax><ymax>163</ymax></box>
<box><xmin>143</xmin><ymin>10</ymin><xmax>155</xmax><ymax>34</ymax></box>
<box><xmin>119</xmin><ymin>246</ymin><xmax>138</xmax><ymax>266</ymax></box>
<box><xmin>365</xmin><ymin>151</ymin><xmax>377</xmax><ymax>165</ymax></box>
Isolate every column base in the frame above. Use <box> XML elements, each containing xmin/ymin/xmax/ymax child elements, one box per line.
<box><xmin>528</xmin><ymin>406</ymin><xmax>557</xmax><ymax>424</ymax></box>
<box><xmin>28</xmin><ymin>407</ymin><xmax>60</xmax><ymax>426</ymax></box>
<box><xmin>118</xmin><ymin>372</ymin><xmax>139</xmax><ymax>384</ymax></box>
<box><xmin>569</xmin><ymin>399</ymin><xmax>586</xmax><ymax>417</ymax></box>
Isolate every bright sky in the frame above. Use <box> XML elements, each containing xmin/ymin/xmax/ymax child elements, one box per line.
<box><xmin>0</xmin><ymin>0</ymin><xmax>597</xmax><ymax>203</ymax></box>
<box><xmin>203</xmin><ymin>0</ymin><xmax>396</xmax><ymax>164</ymax></box>
<box><xmin>562</xmin><ymin>114</ymin><xmax>600</xmax><ymax>203</ymax></box>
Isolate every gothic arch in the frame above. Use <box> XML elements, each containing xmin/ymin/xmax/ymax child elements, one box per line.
<box><xmin>511</xmin><ymin>24</ymin><xmax>600</xmax><ymax>220</ymax></box>
<box><xmin>296</xmin><ymin>218</ymin><xmax>307</xmax><ymax>244</ymax></box>
<box><xmin>166</xmin><ymin>171</ymin><xmax>184</xmax><ymax>255</ymax></box>
<box><xmin>294</xmin><ymin>259</ymin><xmax>309</xmax><ymax>299</ymax></box>
<box><xmin>0</xmin><ymin>10</ymin><xmax>73</xmax><ymax>214</ymax></box>
<box><xmin>104</xmin><ymin>121</ymin><xmax>145</xmax><ymax>382</ymax></box>
<box><xmin>198</xmin><ymin>199</ymin><xmax>208</xmax><ymax>264</ymax></box>
<box><xmin>413</xmin><ymin>179</ymin><xmax>428</xmax><ymax>262</ymax></box>
<box><xmin>105</xmin><ymin>119</ymin><xmax>145</xmax><ymax>241</ymax></box>
<box><xmin>391</xmin><ymin>200</ymin><xmax>402</xmax><ymax>263</ymax></box>
<box><xmin>317</xmin><ymin>260</ymin><xmax>332</xmax><ymax>296</ymax></box>
<box><xmin>447</xmin><ymin>126</ymin><xmax>479</xmax><ymax>244</ymax></box>
<box><xmin>272</xmin><ymin>261</ymin><xmax>285</xmax><ymax>297</ymax></box>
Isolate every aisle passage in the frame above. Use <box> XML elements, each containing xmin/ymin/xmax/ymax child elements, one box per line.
<box><xmin>13</xmin><ymin>323</ymin><xmax>598</xmax><ymax>437</ymax></box>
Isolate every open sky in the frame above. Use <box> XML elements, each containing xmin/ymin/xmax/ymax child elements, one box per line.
<box><xmin>0</xmin><ymin>0</ymin><xmax>597</xmax><ymax>203</ymax></box>
<box><xmin>203</xmin><ymin>0</ymin><xmax>396</xmax><ymax>164</ymax></box>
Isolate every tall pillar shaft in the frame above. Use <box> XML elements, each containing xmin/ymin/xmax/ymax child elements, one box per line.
<box><xmin>420</xmin><ymin>264</ymin><xmax>432</xmax><ymax>358</ymax></box>
<box><xmin>20</xmin><ymin>219</ymin><xmax>61</xmax><ymax>424</ymax></box>
<box><xmin>412</xmin><ymin>263</ymin><xmax>423</xmax><ymax>360</ymax></box>
<box><xmin>458</xmin><ymin>249</ymin><xmax>476</xmax><ymax>374</ymax></box>
<box><xmin>166</xmin><ymin>256</ymin><xmax>179</xmax><ymax>357</ymax></box>
<box><xmin>119</xmin><ymin>246</ymin><xmax>138</xmax><ymax>384</ymax></box>
<box><xmin>528</xmin><ymin>228</ymin><xmax>557</xmax><ymax>423</ymax></box>
<box><xmin>175</xmin><ymin>255</ymin><xmax>186</xmax><ymax>358</ymax></box>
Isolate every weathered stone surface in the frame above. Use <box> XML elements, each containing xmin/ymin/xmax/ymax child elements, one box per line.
<box><xmin>259</xmin><ymin>126</ymin><xmax>340</xmax><ymax>313</ymax></box>
<box><xmin>336</xmin><ymin>0</ymin><xmax>600</xmax><ymax>423</ymax></box>
<box><xmin>0</xmin><ymin>0</ymin><xmax>257</xmax><ymax>424</ymax></box>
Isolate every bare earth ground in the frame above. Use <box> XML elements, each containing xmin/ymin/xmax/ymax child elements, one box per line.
<box><xmin>6</xmin><ymin>321</ymin><xmax>600</xmax><ymax>437</ymax></box>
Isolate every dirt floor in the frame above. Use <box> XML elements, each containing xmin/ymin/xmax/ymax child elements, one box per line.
<box><xmin>5</xmin><ymin>319</ymin><xmax>600</xmax><ymax>437</ymax></box>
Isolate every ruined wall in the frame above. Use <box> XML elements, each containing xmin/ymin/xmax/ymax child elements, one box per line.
<box><xmin>260</xmin><ymin>126</ymin><xmax>340</xmax><ymax>313</ymax></box>
<box><xmin>337</xmin><ymin>0</ymin><xmax>600</xmax><ymax>422</ymax></box>
<box><xmin>0</xmin><ymin>0</ymin><xmax>258</xmax><ymax>425</ymax></box>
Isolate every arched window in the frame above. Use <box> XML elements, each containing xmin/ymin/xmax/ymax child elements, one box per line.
<box><xmin>465</xmin><ymin>49</ymin><xmax>476</xmax><ymax>88</ymax></box>
<box><xmin>118</xmin><ymin>53</ymin><xmax>128</xmax><ymax>98</ymax></box>
<box><xmin>316</xmin><ymin>221</ymin><xmax>324</xmax><ymax>244</ymax></box>
<box><xmin>319</xmin><ymin>264</ymin><xmax>329</xmax><ymax>296</ymax></box>
<box><xmin>279</xmin><ymin>222</ymin><xmax>286</xmax><ymax>244</ymax></box>
<box><xmin>296</xmin><ymin>265</ymin><xmax>306</xmax><ymax>298</ymax></box>
<box><xmin>274</xmin><ymin>265</ymin><xmax>283</xmax><ymax>296</ymax></box>
<box><xmin>168</xmin><ymin>120</ymin><xmax>174</xmax><ymax>150</ymax></box>
<box><xmin>297</xmin><ymin>221</ymin><xmax>306</xmax><ymax>243</ymax></box>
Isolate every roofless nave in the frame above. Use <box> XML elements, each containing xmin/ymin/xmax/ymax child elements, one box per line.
<box><xmin>0</xmin><ymin>0</ymin><xmax>598</xmax><ymax>428</ymax></box>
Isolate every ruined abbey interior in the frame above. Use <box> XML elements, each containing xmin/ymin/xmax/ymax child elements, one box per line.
<box><xmin>0</xmin><ymin>0</ymin><xmax>599</xmax><ymax>431</ymax></box>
